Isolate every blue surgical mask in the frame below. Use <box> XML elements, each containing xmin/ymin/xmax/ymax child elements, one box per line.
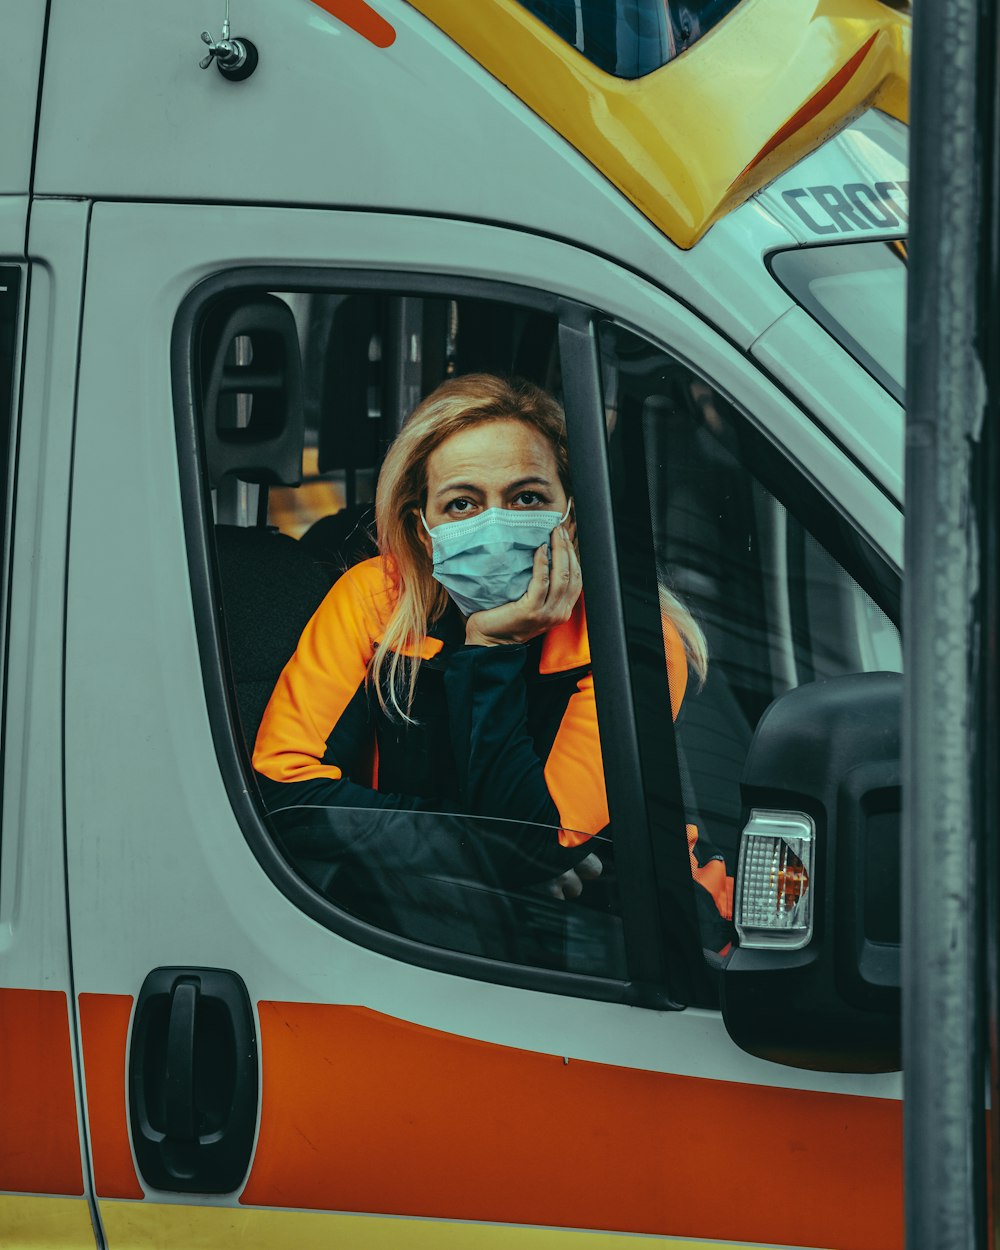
<box><xmin>421</xmin><ymin>501</ymin><xmax>572</xmax><ymax>616</ymax></box>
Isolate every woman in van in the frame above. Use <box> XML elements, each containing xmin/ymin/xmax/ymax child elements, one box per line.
<box><xmin>252</xmin><ymin>373</ymin><xmax>728</xmax><ymax>918</ymax></box>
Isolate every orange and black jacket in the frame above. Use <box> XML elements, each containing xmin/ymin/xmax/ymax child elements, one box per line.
<box><xmin>253</xmin><ymin>557</ymin><xmax>732</xmax><ymax>918</ymax></box>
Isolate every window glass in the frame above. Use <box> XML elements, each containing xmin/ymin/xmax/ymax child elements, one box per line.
<box><xmin>273</xmin><ymin>807</ymin><xmax>623</xmax><ymax>976</ymax></box>
<box><xmin>770</xmin><ymin>241</ymin><xmax>907</xmax><ymax>402</ymax></box>
<box><xmin>517</xmin><ymin>0</ymin><xmax>742</xmax><ymax>77</ymax></box>
<box><xmin>600</xmin><ymin>321</ymin><xmax>901</xmax><ymax>872</ymax></box>
<box><xmin>197</xmin><ymin>285</ymin><xmax>626</xmax><ymax>982</ymax></box>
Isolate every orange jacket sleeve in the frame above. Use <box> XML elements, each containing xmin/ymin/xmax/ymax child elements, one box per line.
<box><xmin>253</xmin><ymin>559</ymin><xmax>389</xmax><ymax>787</ymax></box>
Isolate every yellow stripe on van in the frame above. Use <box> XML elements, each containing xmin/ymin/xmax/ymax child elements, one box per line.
<box><xmin>405</xmin><ymin>0</ymin><xmax>909</xmax><ymax>248</ymax></box>
<box><xmin>99</xmin><ymin>1200</ymin><xmax>809</xmax><ymax>1249</ymax></box>
<box><xmin>0</xmin><ymin>1194</ymin><xmax>95</xmax><ymax>1247</ymax></box>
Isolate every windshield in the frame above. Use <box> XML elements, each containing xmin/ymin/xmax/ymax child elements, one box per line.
<box><xmin>516</xmin><ymin>0</ymin><xmax>743</xmax><ymax>78</ymax></box>
<box><xmin>770</xmin><ymin>241</ymin><xmax>907</xmax><ymax>404</ymax></box>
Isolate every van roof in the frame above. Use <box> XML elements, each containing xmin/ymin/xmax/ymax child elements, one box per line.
<box><xmin>406</xmin><ymin>0</ymin><xmax>911</xmax><ymax>248</ymax></box>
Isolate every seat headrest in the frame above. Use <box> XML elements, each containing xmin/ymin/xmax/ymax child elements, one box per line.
<box><xmin>200</xmin><ymin>294</ymin><xmax>304</xmax><ymax>488</ymax></box>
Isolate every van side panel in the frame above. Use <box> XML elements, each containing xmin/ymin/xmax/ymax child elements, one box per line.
<box><xmin>63</xmin><ymin>199</ymin><xmax>903</xmax><ymax>1249</ymax></box>
<box><xmin>238</xmin><ymin>1000</ymin><xmax>902</xmax><ymax>1249</ymax></box>
<box><xmin>0</xmin><ymin>201</ymin><xmax>97</xmax><ymax>1245</ymax></box>
<box><xmin>0</xmin><ymin>989</ymin><xmax>83</xmax><ymax>1194</ymax></box>
<box><xmin>78</xmin><ymin>995</ymin><xmax>144</xmax><ymax>1200</ymax></box>
<box><xmin>0</xmin><ymin>0</ymin><xmax>46</xmax><ymax>252</ymax></box>
<box><xmin>31</xmin><ymin>0</ymin><xmax>694</xmax><ymax>324</ymax></box>
<box><xmin>33</xmin><ymin>1</ymin><xmax>644</xmax><ymax>257</ymax></box>
<box><xmin>0</xmin><ymin>1197</ymin><xmax>98</xmax><ymax>1248</ymax></box>
<box><xmin>97</xmin><ymin>1204</ymin><xmax>790</xmax><ymax>1249</ymax></box>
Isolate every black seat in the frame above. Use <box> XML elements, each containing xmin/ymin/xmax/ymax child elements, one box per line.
<box><xmin>215</xmin><ymin>525</ymin><xmax>334</xmax><ymax>751</ymax></box>
<box><xmin>299</xmin><ymin>503</ymin><xmax>378</xmax><ymax>581</ymax></box>
<box><xmin>197</xmin><ymin>294</ymin><xmax>336</xmax><ymax>754</ymax></box>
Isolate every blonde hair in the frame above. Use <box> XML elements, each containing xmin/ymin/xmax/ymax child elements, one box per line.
<box><xmin>660</xmin><ymin>582</ymin><xmax>708</xmax><ymax>691</ymax></box>
<box><xmin>370</xmin><ymin>373</ymin><xmax>707</xmax><ymax>719</ymax></box>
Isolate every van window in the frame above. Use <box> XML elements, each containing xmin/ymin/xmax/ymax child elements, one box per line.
<box><xmin>517</xmin><ymin>0</ymin><xmax>742</xmax><ymax>76</ymax></box>
<box><xmin>191</xmin><ymin>284</ymin><xmax>628</xmax><ymax>986</ymax></box>
<box><xmin>600</xmin><ymin>321</ymin><xmax>901</xmax><ymax>872</ymax></box>
<box><xmin>770</xmin><ymin>241</ymin><xmax>907</xmax><ymax>402</ymax></box>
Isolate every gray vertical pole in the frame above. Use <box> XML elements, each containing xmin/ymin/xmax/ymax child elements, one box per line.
<box><xmin>904</xmin><ymin>0</ymin><xmax>993</xmax><ymax>1246</ymax></box>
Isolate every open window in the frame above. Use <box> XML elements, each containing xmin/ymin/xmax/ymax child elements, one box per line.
<box><xmin>176</xmin><ymin>272</ymin><xmax>896</xmax><ymax>1008</ymax></box>
<box><xmin>176</xmin><ymin>275</ymin><xmax>641</xmax><ymax>998</ymax></box>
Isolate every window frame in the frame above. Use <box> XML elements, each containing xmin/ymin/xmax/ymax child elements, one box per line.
<box><xmin>171</xmin><ymin>266</ymin><xmax>694</xmax><ymax>1008</ymax></box>
<box><xmin>560</xmin><ymin>310</ymin><xmax>705</xmax><ymax>1004</ymax></box>
<box><xmin>174</xmin><ymin>267</ymin><xmax>902</xmax><ymax>1009</ymax></box>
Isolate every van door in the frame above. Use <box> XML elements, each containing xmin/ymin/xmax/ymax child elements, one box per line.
<box><xmin>65</xmin><ymin>200</ymin><xmax>905</xmax><ymax>1249</ymax></box>
<box><xmin>0</xmin><ymin>204</ymin><xmax>100</xmax><ymax>1246</ymax></box>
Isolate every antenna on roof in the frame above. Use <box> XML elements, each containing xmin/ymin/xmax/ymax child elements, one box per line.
<box><xmin>199</xmin><ymin>1</ymin><xmax>258</xmax><ymax>82</ymax></box>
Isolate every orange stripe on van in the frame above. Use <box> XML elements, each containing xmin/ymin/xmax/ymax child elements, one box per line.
<box><xmin>308</xmin><ymin>0</ymin><xmax>396</xmax><ymax>48</ymax></box>
<box><xmin>78</xmin><ymin>994</ymin><xmax>144</xmax><ymax>1199</ymax></box>
<box><xmin>739</xmin><ymin>33</ymin><xmax>879</xmax><ymax>179</ymax></box>
<box><xmin>241</xmin><ymin>1002</ymin><xmax>902</xmax><ymax>1249</ymax></box>
<box><xmin>0</xmin><ymin>988</ymin><xmax>83</xmax><ymax>1195</ymax></box>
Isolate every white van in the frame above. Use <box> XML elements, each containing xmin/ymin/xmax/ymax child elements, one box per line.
<box><xmin>0</xmin><ymin>1</ymin><xmax>911</xmax><ymax>1247</ymax></box>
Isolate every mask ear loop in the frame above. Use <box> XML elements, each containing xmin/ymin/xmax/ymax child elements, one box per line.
<box><xmin>419</xmin><ymin>510</ymin><xmax>433</xmax><ymax>536</ymax></box>
<box><xmin>561</xmin><ymin>498</ymin><xmax>573</xmax><ymax>523</ymax></box>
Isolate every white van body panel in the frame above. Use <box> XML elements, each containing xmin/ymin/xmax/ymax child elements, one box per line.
<box><xmin>33</xmin><ymin>2</ymin><xmax>671</xmax><ymax>277</ymax></box>
<box><xmin>0</xmin><ymin>1</ymin><xmax>44</xmax><ymax>195</ymax></box>
<box><xmin>64</xmin><ymin>198</ymin><xmax>900</xmax><ymax>1111</ymax></box>
<box><xmin>31</xmin><ymin>0</ymin><xmax>806</xmax><ymax>353</ymax></box>
<box><xmin>0</xmin><ymin>200</ymin><xmax>99</xmax><ymax>1241</ymax></box>
<box><xmin>3</xmin><ymin>200</ymin><xmax>90</xmax><ymax>993</ymax></box>
<box><xmin>752</xmin><ymin>306</ymin><xmax>904</xmax><ymax>507</ymax></box>
<box><xmin>0</xmin><ymin>199</ymin><xmax>28</xmax><ymax>261</ymax></box>
<box><xmin>31</xmin><ymin>2</ymin><xmax>910</xmax><ymax>487</ymax></box>
<box><xmin>0</xmin><ymin>1</ymin><xmax>47</xmax><ymax>253</ymax></box>
<box><xmin>755</xmin><ymin>111</ymin><xmax>909</xmax><ymax>243</ymax></box>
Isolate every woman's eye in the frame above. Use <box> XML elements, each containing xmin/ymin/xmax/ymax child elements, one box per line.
<box><xmin>513</xmin><ymin>491</ymin><xmax>544</xmax><ymax>507</ymax></box>
<box><xmin>445</xmin><ymin>498</ymin><xmax>474</xmax><ymax>515</ymax></box>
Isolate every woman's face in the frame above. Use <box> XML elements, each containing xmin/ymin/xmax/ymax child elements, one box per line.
<box><xmin>422</xmin><ymin>418</ymin><xmax>568</xmax><ymax>529</ymax></box>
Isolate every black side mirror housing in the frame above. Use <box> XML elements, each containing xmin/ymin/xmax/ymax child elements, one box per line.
<box><xmin>721</xmin><ymin>672</ymin><xmax>901</xmax><ymax>1072</ymax></box>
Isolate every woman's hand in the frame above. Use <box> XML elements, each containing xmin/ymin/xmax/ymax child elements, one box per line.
<box><xmin>540</xmin><ymin>851</ymin><xmax>603</xmax><ymax>900</ymax></box>
<box><xmin>464</xmin><ymin>523</ymin><xmax>582</xmax><ymax>647</ymax></box>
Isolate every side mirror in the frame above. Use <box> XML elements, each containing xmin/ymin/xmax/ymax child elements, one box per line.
<box><xmin>721</xmin><ymin>672</ymin><xmax>901</xmax><ymax>1072</ymax></box>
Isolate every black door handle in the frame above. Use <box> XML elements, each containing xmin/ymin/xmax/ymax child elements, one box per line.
<box><xmin>129</xmin><ymin>967</ymin><xmax>258</xmax><ymax>1193</ymax></box>
<box><xmin>164</xmin><ymin>978</ymin><xmax>198</xmax><ymax>1142</ymax></box>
